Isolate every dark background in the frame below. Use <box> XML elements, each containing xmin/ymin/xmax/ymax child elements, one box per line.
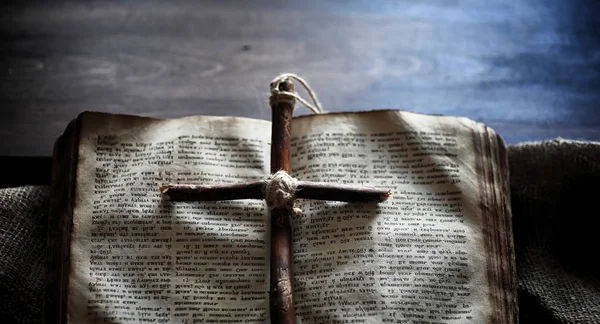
<box><xmin>1</xmin><ymin>0</ymin><xmax>599</xmax><ymax>186</ymax></box>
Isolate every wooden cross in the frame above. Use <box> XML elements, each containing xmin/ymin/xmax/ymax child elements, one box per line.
<box><xmin>161</xmin><ymin>76</ymin><xmax>390</xmax><ymax>324</ymax></box>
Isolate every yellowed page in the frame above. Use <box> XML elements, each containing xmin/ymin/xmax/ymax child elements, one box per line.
<box><xmin>69</xmin><ymin>112</ymin><xmax>271</xmax><ymax>323</ymax></box>
<box><xmin>290</xmin><ymin>110</ymin><xmax>491</xmax><ymax>323</ymax></box>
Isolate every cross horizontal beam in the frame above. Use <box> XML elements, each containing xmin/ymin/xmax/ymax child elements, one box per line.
<box><xmin>161</xmin><ymin>181</ymin><xmax>391</xmax><ymax>203</ymax></box>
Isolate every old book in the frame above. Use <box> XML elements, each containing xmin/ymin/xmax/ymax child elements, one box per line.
<box><xmin>46</xmin><ymin>109</ymin><xmax>516</xmax><ymax>323</ymax></box>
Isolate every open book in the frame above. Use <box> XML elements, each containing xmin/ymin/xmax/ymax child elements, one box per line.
<box><xmin>46</xmin><ymin>109</ymin><xmax>516</xmax><ymax>323</ymax></box>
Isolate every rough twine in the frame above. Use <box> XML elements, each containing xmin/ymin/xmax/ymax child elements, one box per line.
<box><xmin>269</xmin><ymin>73</ymin><xmax>324</xmax><ymax>114</ymax></box>
<box><xmin>264</xmin><ymin>170</ymin><xmax>299</xmax><ymax>211</ymax></box>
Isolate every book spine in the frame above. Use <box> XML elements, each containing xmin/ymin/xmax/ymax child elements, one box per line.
<box><xmin>44</xmin><ymin>115</ymin><xmax>82</xmax><ymax>324</ymax></box>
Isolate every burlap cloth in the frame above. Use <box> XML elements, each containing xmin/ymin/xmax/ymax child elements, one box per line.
<box><xmin>1</xmin><ymin>138</ymin><xmax>598</xmax><ymax>323</ymax></box>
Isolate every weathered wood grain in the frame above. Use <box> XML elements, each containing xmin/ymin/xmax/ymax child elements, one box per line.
<box><xmin>161</xmin><ymin>180</ymin><xmax>391</xmax><ymax>203</ymax></box>
<box><xmin>1</xmin><ymin>0</ymin><xmax>599</xmax><ymax>157</ymax></box>
<box><xmin>269</xmin><ymin>79</ymin><xmax>295</xmax><ymax>324</ymax></box>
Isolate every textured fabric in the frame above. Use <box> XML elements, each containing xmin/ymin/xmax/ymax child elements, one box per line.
<box><xmin>509</xmin><ymin>139</ymin><xmax>600</xmax><ymax>323</ymax></box>
<box><xmin>0</xmin><ymin>139</ymin><xmax>599</xmax><ymax>323</ymax></box>
<box><xmin>0</xmin><ymin>186</ymin><xmax>49</xmax><ymax>324</ymax></box>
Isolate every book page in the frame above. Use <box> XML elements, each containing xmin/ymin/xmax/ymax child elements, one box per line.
<box><xmin>69</xmin><ymin>112</ymin><xmax>272</xmax><ymax>323</ymax></box>
<box><xmin>290</xmin><ymin>110</ymin><xmax>492</xmax><ymax>323</ymax></box>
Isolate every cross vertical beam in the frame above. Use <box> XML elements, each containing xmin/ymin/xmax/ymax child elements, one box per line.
<box><xmin>269</xmin><ymin>79</ymin><xmax>295</xmax><ymax>323</ymax></box>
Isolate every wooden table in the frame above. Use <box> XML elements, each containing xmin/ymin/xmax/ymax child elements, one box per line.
<box><xmin>1</xmin><ymin>0</ymin><xmax>599</xmax><ymax>187</ymax></box>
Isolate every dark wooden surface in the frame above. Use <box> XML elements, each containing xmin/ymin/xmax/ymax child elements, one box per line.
<box><xmin>1</xmin><ymin>0</ymin><xmax>599</xmax><ymax>185</ymax></box>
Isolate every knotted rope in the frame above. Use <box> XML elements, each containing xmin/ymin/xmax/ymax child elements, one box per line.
<box><xmin>265</xmin><ymin>170</ymin><xmax>298</xmax><ymax>210</ymax></box>
<box><xmin>269</xmin><ymin>73</ymin><xmax>324</xmax><ymax>114</ymax></box>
